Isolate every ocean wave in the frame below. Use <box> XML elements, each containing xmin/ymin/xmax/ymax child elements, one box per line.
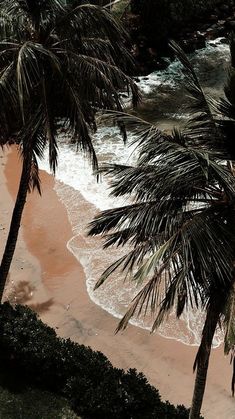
<box><xmin>137</xmin><ymin>38</ymin><xmax>229</xmax><ymax>95</ymax></box>
<box><xmin>38</xmin><ymin>38</ymin><xmax>228</xmax><ymax>347</ymax></box>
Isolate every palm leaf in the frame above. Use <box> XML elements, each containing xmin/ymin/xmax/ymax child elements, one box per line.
<box><xmin>28</xmin><ymin>152</ymin><xmax>41</xmax><ymax>194</ymax></box>
<box><xmin>169</xmin><ymin>40</ymin><xmax>223</xmax><ymax>150</ymax></box>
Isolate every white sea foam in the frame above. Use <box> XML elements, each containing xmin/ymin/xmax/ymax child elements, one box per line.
<box><xmin>137</xmin><ymin>38</ymin><xmax>230</xmax><ymax>96</ymax></box>
<box><xmin>39</xmin><ymin>126</ymin><xmax>137</xmax><ymax>211</ymax></box>
<box><xmin>39</xmin><ymin>39</ymin><xmax>229</xmax><ymax>347</ymax></box>
<box><xmin>137</xmin><ymin>60</ymin><xmax>181</xmax><ymax>94</ymax></box>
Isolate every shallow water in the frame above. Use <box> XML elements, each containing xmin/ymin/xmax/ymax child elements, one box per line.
<box><xmin>39</xmin><ymin>38</ymin><xmax>229</xmax><ymax>347</ymax></box>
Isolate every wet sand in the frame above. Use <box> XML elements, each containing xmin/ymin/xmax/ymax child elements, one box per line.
<box><xmin>1</xmin><ymin>146</ymin><xmax>234</xmax><ymax>418</ymax></box>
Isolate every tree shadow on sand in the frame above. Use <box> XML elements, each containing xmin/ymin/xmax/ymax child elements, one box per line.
<box><xmin>6</xmin><ymin>280</ymin><xmax>54</xmax><ymax>314</ymax></box>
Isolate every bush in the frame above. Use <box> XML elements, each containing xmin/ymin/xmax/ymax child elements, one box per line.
<box><xmin>66</xmin><ymin>368</ymin><xmax>166</xmax><ymax>418</ymax></box>
<box><xmin>0</xmin><ymin>386</ymin><xmax>78</xmax><ymax>419</ymax></box>
<box><xmin>0</xmin><ymin>303</ymin><xmax>193</xmax><ymax>418</ymax></box>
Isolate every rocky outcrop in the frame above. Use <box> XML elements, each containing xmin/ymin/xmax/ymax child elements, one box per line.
<box><xmin>123</xmin><ymin>0</ymin><xmax>235</xmax><ymax>74</ymax></box>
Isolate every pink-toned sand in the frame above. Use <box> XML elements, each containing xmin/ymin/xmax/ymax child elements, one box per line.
<box><xmin>0</xmin><ymin>147</ymin><xmax>234</xmax><ymax>418</ymax></box>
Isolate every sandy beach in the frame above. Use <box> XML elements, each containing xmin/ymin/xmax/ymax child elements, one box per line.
<box><xmin>0</xmin><ymin>146</ymin><xmax>234</xmax><ymax>418</ymax></box>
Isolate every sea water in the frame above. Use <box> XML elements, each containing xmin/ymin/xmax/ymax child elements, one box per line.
<box><xmin>39</xmin><ymin>38</ymin><xmax>229</xmax><ymax>347</ymax></box>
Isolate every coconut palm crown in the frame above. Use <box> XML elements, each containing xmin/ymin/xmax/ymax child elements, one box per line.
<box><xmin>0</xmin><ymin>0</ymin><xmax>139</xmax><ymax>298</ymax></box>
<box><xmin>89</xmin><ymin>40</ymin><xmax>235</xmax><ymax>418</ymax></box>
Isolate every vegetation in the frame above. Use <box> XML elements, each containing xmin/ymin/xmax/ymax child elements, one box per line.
<box><xmin>0</xmin><ymin>0</ymin><xmax>138</xmax><ymax>301</ymax></box>
<box><xmin>128</xmin><ymin>0</ymin><xmax>233</xmax><ymax>55</ymax></box>
<box><xmin>130</xmin><ymin>0</ymin><xmax>231</xmax><ymax>26</ymax></box>
<box><xmin>0</xmin><ymin>386</ymin><xmax>79</xmax><ymax>419</ymax></box>
<box><xmin>0</xmin><ymin>1</ymin><xmax>233</xmax><ymax>418</ymax></box>
<box><xmin>89</xmin><ymin>39</ymin><xmax>235</xmax><ymax>418</ymax></box>
<box><xmin>0</xmin><ymin>302</ymin><xmax>192</xmax><ymax>418</ymax></box>
<box><xmin>111</xmin><ymin>0</ymin><xmax>129</xmax><ymax>19</ymax></box>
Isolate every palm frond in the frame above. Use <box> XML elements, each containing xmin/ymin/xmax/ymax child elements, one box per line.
<box><xmin>41</xmin><ymin>75</ymin><xmax>58</xmax><ymax>173</ymax></box>
<box><xmin>16</xmin><ymin>41</ymin><xmax>41</xmax><ymax>119</ymax></box>
<box><xmin>169</xmin><ymin>40</ymin><xmax>222</xmax><ymax>150</ymax></box>
<box><xmin>28</xmin><ymin>152</ymin><xmax>41</xmax><ymax>194</ymax></box>
<box><xmin>90</xmin><ymin>160</ymin><xmax>234</xmax><ymax>329</ymax></box>
<box><xmin>63</xmin><ymin>74</ymin><xmax>98</xmax><ymax>171</ymax></box>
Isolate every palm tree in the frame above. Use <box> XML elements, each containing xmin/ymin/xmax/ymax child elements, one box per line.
<box><xmin>89</xmin><ymin>41</ymin><xmax>235</xmax><ymax>418</ymax></box>
<box><xmin>0</xmin><ymin>0</ymin><xmax>139</xmax><ymax>301</ymax></box>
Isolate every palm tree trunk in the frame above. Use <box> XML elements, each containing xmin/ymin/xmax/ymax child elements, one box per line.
<box><xmin>189</xmin><ymin>305</ymin><xmax>220</xmax><ymax>419</ymax></box>
<box><xmin>190</xmin><ymin>360</ymin><xmax>210</xmax><ymax>419</ymax></box>
<box><xmin>232</xmin><ymin>356</ymin><xmax>235</xmax><ymax>397</ymax></box>
<box><xmin>0</xmin><ymin>151</ymin><xmax>32</xmax><ymax>302</ymax></box>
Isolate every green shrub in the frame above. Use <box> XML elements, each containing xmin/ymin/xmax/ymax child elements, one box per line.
<box><xmin>0</xmin><ymin>303</ymin><xmax>193</xmax><ymax>418</ymax></box>
<box><xmin>0</xmin><ymin>386</ymin><xmax>79</xmax><ymax>419</ymax></box>
<box><xmin>66</xmin><ymin>368</ymin><xmax>166</xmax><ymax>418</ymax></box>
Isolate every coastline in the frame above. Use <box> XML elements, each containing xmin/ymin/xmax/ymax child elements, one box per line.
<box><xmin>1</xmin><ymin>147</ymin><xmax>234</xmax><ymax>418</ymax></box>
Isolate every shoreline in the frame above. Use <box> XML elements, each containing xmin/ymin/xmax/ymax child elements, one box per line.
<box><xmin>1</xmin><ymin>147</ymin><xmax>235</xmax><ymax>418</ymax></box>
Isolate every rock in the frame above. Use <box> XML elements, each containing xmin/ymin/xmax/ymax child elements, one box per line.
<box><xmin>218</xmin><ymin>20</ymin><xmax>226</xmax><ymax>26</ymax></box>
<box><xmin>200</xmin><ymin>23</ymin><xmax>212</xmax><ymax>32</ymax></box>
<box><xmin>224</xmin><ymin>20</ymin><xmax>235</xmax><ymax>30</ymax></box>
<box><xmin>218</xmin><ymin>37</ymin><xmax>227</xmax><ymax>43</ymax></box>
<box><xmin>127</xmin><ymin>0</ymin><xmax>235</xmax><ymax>76</ymax></box>
<box><xmin>180</xmin><ymin>39</ymin><xmax>196</xmax><ymax>54</ymax></box>
<box><xmin>155</xmin><ymin>58</ymin><xmax>168</xmax><ymax>71</ymax></box>
<box><xmin>209</xmin><ymin>15</ymin><xmax>219</xmax><ymax>23</ymax></box>
<box><xmin>195</xmin><ymin>33</ymin><xmax>206</xmax><ymax>49</ymax></box>
<box><xmin>204</xmin><ymin>21</ymin><xmax>227</xmax><ymax>40</ymax></box>
<box><xmin>219</xmin><ymin>4</ymin><xmax>230</xmax><ymax>13</ymax></box>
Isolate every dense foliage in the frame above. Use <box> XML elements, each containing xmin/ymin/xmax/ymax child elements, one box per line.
<box><xmin>0</xmin><ymin>386</ymin><xmax>78</xmax><ymax>419</ymax></box>
<box><xmin>131</xmin><ymin>0</ymin><xmax>229</xmax><ymax>17</ymax></box>
<box><xmin>0</xmin><ymin>302</ymin><xmax>192</xmax><ymax>418</ymax></box>
<box><xmin>129</xmin><ymin>0</ymin><xmax>234</xmax><ymax>53</ymax></box>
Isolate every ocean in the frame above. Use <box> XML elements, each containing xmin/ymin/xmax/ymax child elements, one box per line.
<box><xmin>39</xmin><ymin>38</ymin><xmax>229</xmax><ymax>347</ymax></box>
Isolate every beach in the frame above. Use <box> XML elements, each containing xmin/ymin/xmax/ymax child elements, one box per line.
<box><xmin>0</xmin><ymin>146</ymin><xmax>234</xmax><ymax>419</ymax></box>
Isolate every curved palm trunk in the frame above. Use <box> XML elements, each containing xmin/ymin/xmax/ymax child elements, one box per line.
<box><xmin>232</xmin><ymin>356</ymin><xmax>235</xmax><ymax>397</ymax></box>
<box><xmin>189</xmin><ymin>305</ymin><xmax>220</xmax><ymax>419</ymax></box>
<box><xmin>189</xmin><ymin>359</ymin><xmax>211</xmax><ymax>419</ymax></box>
<box><xmin>0</xmin><ymin>151</ymin><xmax>32</xmax><ymax>302</ymax></box>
